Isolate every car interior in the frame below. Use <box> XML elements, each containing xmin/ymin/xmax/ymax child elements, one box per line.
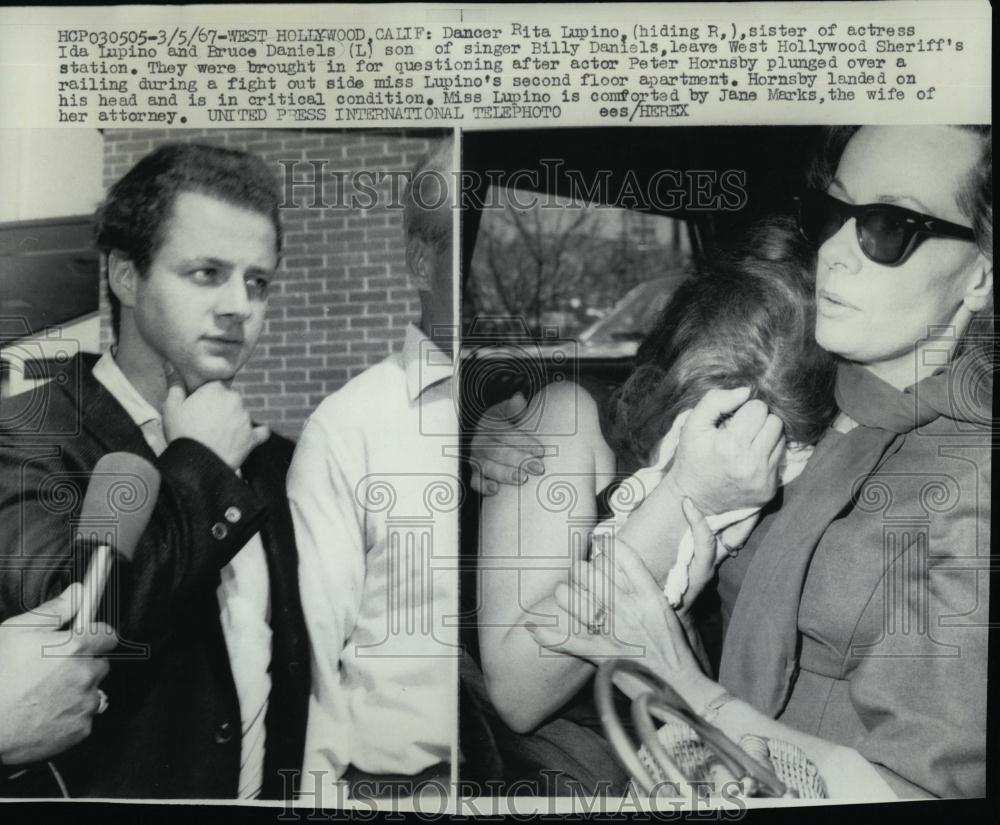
<box><xmin>458</xmin><ymin>125</ymin><xmax>827</xmax><ymax>787</ymax></box>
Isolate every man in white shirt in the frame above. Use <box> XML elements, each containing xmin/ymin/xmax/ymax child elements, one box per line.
<box><xmin>289</xmin><ymin>137</ymin><xmax>457</xmax><ymax>798</ymax></box>
<box><xmin>0</xmin><ymin>143</ymin><xmax>309</xmax><ymax>798</ymax></box>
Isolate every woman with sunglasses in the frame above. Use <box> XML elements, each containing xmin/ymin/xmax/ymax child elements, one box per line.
<box><xmin>475</xmin><ymin>125</ymin><xmax>992</xmax><ymax>799</ymax></box>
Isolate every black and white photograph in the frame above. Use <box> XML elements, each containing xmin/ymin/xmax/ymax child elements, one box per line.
<box><xmin>0</xmin><ymin>0</ymin><xmax>994</xmax><ymax>819</ymax></box>
<box><xmin>458</xmin><ymin>124</ymin><xmax>992</xmax><ymax>803</ymax></box>
<box><xmin>0</xmin><ymin>126</ymin><xmax>460</xmax><ymax>802</ymax></box>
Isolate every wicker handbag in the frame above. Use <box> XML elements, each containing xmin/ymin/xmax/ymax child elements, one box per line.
<box><xmin>596</xmin><ymin>659</ymin><xmax>827</xmax><ymax>799</ymax></box>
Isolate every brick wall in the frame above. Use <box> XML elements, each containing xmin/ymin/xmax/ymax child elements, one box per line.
<box><xmin>100</xmin><ymin>128</ymin><xmax>447</xmax><ymax>438</ymax></box>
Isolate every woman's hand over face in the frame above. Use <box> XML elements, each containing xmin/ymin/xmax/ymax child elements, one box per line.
<box><xmin>671</xmin><ymin>387</ymin><xmax>785</xmax><ymax>514</ymax></box>
<box><xmin>526</xmin><ymin>540</ymin><xmax>707</xmax><ymax>697</ymax></box>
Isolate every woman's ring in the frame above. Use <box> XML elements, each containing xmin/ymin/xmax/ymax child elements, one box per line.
<box><xmin>587</xmin><ymin>605</ymin><xmax>607</xmax><ymax>635</ymax></box>
<box><xmin>96</xmin><ymin>689</ymin><xmax>109</xmax><ymax>715</ymax></box>
<box><xmin>718</xmin><ymin>536</ymin><xmax>741</xmax><ymax>557</ymax></box>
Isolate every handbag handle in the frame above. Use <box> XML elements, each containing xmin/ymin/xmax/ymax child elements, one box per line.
<box><xmin>595</xmin><ymin>659</ymin><xmax>795</xmax><ymax>798</ymax></box>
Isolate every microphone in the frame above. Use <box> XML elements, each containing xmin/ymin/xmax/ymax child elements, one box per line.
<box><xmin>79</xmin><ymin>452</ymin><xmax>161</xmax><ymax>561</ymax></box>
<box><xmin>30</xmin><ymin>453</ymin><xmax>163</xmax><ymax>795</ymax></box>
<box><xmin>75</xmin><ymin>452</ymin><xmax>161</xmax><ymax>626</ymax></box>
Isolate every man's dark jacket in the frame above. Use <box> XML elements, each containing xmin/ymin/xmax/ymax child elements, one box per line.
<box><xmin>0</xmin><ymin>353</ymin><xmax>310</xmax><ymax>799</ymax></box>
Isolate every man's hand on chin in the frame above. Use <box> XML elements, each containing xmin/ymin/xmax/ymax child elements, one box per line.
<box><xmin>161</xmin><ymin>364</ymin><xmax>269</xmax><ymax>470</ymax></box>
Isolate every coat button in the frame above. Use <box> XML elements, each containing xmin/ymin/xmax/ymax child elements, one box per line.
<box><xmin>214</xmin><ymin>721</ymin><xmax>234</xmax><ymax>744</ymax></box>
<box><xmin>211</xmin><ymin>522</ymin><xmax>228</xmax><ymax>540</ymax></box>
<box><xmin>224</xmin><ymin>506</ymin><xmax>242</xmax><ymax>524</ymax></box>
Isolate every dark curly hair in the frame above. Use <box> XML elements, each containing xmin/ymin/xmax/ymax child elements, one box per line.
<box><xmin>606</xmin><ymin>217</ymin><xmax>838</xmax><ymax>469</ymax></box>
<box><xmin>94</xmin><ymin>143</ymin><xmax>283</xmax><ymax>339</ymax></box>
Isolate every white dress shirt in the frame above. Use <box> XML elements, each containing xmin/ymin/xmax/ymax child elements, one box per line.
<box><xmin>93</xmin><ymin>351</ymin><xmax>272</xmax><ymax>799</ymax></box>
<box><xmin>288</xmin><ymin>324</ymin><xmax>458</xmax><ymax>781</ymax></box>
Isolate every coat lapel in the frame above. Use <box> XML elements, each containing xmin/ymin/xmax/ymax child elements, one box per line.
<box><xmin>241</xmin><ymin>437</ymin><xmax>311</xmax><ymax>798</ymax></box>
<box><xmin>72</xmin><ymin>353</ymin><xmax>159</xmax><ymax>462</ymax></box>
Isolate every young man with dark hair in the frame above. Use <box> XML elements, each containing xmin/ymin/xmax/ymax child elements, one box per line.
<box><xmin>0</xmin><ymin>143</ymin><xmax>309</xmax><ymax>799</ymax></box>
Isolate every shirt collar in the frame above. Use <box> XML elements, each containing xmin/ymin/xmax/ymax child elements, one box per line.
<box><xmin>92</xmin><ymin>349</ymin><xmax>162</xmax><ymax>429</ymax></box>
<box><xmin>402</xmin><ymin>323</ymin><xmax>453</xmax><ymax>402</ymax></box>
